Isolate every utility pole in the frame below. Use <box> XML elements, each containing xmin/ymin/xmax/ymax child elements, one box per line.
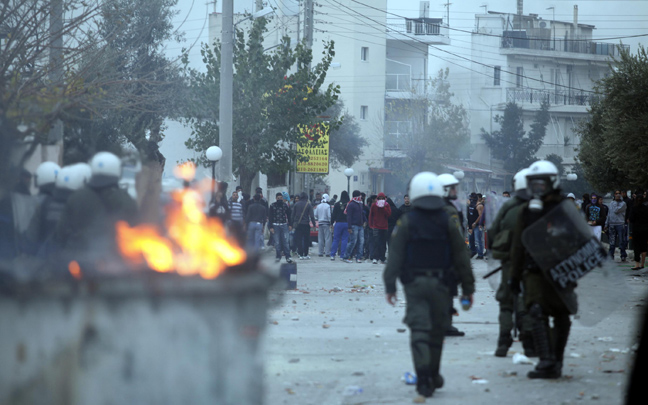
<box><xmin>48</xmin><ymin>0</ymin><xmax>63</xmax><ymax>160</ymax></box>
<box><xmin>304</xmin><ymin>0</ymin><xmax>314</xmax><ymax>50</ymax></box>
<box><xmin>219</xmin><ymin>0</ymin><xmax>233</xmax><ymax>183</ymax></box>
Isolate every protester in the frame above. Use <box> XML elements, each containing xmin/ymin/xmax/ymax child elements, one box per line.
<box><xmin>342</xmin><ymin>190</ymin><xmax>365</xmax><ymax>263</ymax></box>
<box><xmin>291</xmin><ymin>191</ymin><xmax>316</xmax><ymax>260</ymax></box>
<box><xmin>369</xmin><ymin>192</ymin><xmax>391</xmax><ymax>264</ymax></box>
<box><xmin>330</xmin><ymin>191</ymin><xmax>350</xmax><ymax>260</ymax></box>
<box><xmin>315</xmin><ymin>193</ymin><xmax>332</xmax><ymax>257</ymax></box>
<box><xmin>606</xmin><ymin>190</ymin><xmax>628</xmax><ymax>261</ymax></box>
<box><xmin>245</xmin><ymin>194</ymin><xmax>267</xmax><ymax>253</ymax></box>
<box><xmin>268</xmin><ymin>192</ymin><xmax>293</xmax><ymax>263</ymax></box>
<box><xmin>630</xmin><ymin>192</ymin><xmax>648</xmax><ymax>270</ymax></box>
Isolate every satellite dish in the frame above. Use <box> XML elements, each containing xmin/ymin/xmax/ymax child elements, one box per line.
<box><xmin>539</xmin><ymin>21</ymin><xmax>548</xmax><ymax>28</ymax></box>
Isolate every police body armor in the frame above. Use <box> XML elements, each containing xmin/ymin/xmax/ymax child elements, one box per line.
<box><xmin>401</xmin><ymin>209</ymin><xmax>454</xmax><ymax>290</ymax></box>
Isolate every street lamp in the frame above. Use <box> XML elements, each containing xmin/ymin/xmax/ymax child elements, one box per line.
<box><xmin>566</xmin><ymin>173</ymin><xmax>578</xmax><ymax>181</ymax></box>
<box><xmin>344</xmin><ymin>168</ymin><xmax>354</xmax><ymax>196</ymax></box>
<box><xmin>453</xmin><ymin>170</ymin><xmax>465</xmax><ymax>180</ymax></box>
<box><xmin>206</xmin><ymin>145</ymin><xmax>222</xmax><ymax>198</ymax></box>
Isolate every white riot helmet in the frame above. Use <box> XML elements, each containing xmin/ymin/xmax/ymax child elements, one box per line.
<box><xmin>88</xmin><ymin>151</ymin><xmax>122</xmax><ymax>187</ymax></box>
<box><xmin>35</xmin><ymin>161</ymin><xmax>61</xmax><ymax>188</ymax></box>
<box><xmin>73</xmin><ymin>163</ymin><xmax>92</xmax><ymax>185</ymax></box>
<box><xmin>437</xmin><ymin>173</ymin><xmax>459</xmax><ymax>200</ymax></box>
<box><xmin>55</xmin><ymin>165</ymin><xmax>85</xmax><ymax>191</ymax></box>
<box><xmin>408</xmin><ymin>172</ymin><xmax>444</xmax><ymax>209</ymax></box>
<box><xmin>526</xmin><ymin>160</ymin><xmax>560</xmax><ymax>210</ymax></box>
<box><xmin>512</xmin><ymin>168</ymin><xmax>530</xmax><ymax>200</ymax></box>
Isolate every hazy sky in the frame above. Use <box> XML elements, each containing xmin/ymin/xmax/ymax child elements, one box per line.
<box><xmin>166</xmin><ymin>0</ymin><xmax>648</xmax><ymax>89</ymax></box>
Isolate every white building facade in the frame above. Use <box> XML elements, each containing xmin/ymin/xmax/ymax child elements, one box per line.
<box><xmin>468</xmin><ymin>8</ymin><xmax>626</xmax><ymax>190</ymax></box>
<box><xmin>205</xmin><ymin>0</ymin><xmax>450</xmax><ymax>198</ymax></box>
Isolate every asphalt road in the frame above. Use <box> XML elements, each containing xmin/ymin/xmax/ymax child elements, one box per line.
<box><xmin>261</xmin><ymin>250</ymin><xmax>646</xmax><ymax>405</ymax></box>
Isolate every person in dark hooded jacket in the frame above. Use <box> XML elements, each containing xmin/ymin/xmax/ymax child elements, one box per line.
<box><xmin>291</xmin><ymin>192</ymin><xmax>316</xmax><ymax>259</ymax></box>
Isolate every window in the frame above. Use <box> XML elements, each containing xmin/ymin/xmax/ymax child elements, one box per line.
<box><xmin>360</xmin><ymin>105</ymin><xmax>368</xmax><ymax>120</ymax></box>
<box><xmin>361</xmin><ymin>47</ymin><xmax>369</xmax><ymax>61</ymax></box>
<box><xmin>493</xmin><ymin>66</ymin><xmax>501</xmax><ymax>86</ymax></box>
<box><xmin>516</xmin><ymin>67</ymin><xmax>524</xmax><ymax>87</ymax></box>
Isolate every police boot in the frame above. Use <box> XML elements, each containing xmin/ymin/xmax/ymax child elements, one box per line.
<box><xmin>494</xmin><ymin>332</ymin><xmax>513</xmax><ymax>357</ymax></box>
<box><xmin>414</xmin><ymin>370</ymin><xmax>434</xmax><ymax>399</ymax></box>
<box><xmin>552</xmin><ymin>315</ymin><xmax>571</xmax><ymax>377</ymax></box>
<box><xmin>527</xmin><ymin>304</ymin><xmax>560</xmax><ymax>379</ymax></box>
<box><xmin>520</xmin><ymin>332</ymin><xmax>537</xmax><ymax>358</ymax></box>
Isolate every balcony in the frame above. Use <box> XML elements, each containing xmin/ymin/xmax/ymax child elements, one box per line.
<box><xmin>500</xmin><ymin>31</ymin><xmax>629</xmax><ymax>58</ymax></box>
<box><xmin>385</xmin><ymin>17</ymin><xmax>450</xmax><ymax>45</ymax></box>
<box><xmin>385</xmin><ymin>73</ymin><xmax>411</xmax><ymax>92</ymax></box>
<box><xmin>506</xmin><ymin>87</ymin><xmax>600</xmax><ymax>107</ymax></box>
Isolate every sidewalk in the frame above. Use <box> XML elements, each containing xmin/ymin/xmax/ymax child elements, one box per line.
<box><xmin>262</xmin><ymin>253</ymin><xmax>647</xmax><ymax>405</ymax></box>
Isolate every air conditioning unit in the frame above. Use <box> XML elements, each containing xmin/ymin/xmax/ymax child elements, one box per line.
<box><xmin>538</xmin><ymin>20</ymin><xmax>552</xmax><ymax>30</ymax></box>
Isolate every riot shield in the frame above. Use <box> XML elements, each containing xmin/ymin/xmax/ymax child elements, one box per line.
<box><xmin>485</xmin><ymin>193</ymin><xmax>508</xmax><ymax>230</ymax></box>
<box><xmin>521</xmin><ymin>200</ymin><xmax>628</xmax><ymax>324</ymax></box>
<box><xmin>452</xmin><ymin>191</ymin><xmax>468</xmax><ymax>231</ymax></box>
<box><xmin>486</xmin><ymin>257</ymin><xmax>503</xmax><ymax>291</ymax></box>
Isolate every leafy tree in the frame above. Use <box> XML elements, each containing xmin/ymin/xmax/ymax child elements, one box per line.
<box><xmin>182</xmin><ymin>17</ymin><xmax>340</xmax><ymax>193</ymax></box>
<box><xmin>481</xmin><ymin>100</ymin><xmax>550</xmax><ymax>174</ymax></box>
<box><xmin>323</xmin><ymin>100</ymin><xmax>367</xmax><ymax>168</ymax></box>
<box><xmin>384</xmin><ymin>68</ymin><xmax>470</xmax><ymax>177</ymax></box>
<box><xmin>577</xmin><ymin>45</ymin><xmax>648</xmax><ymax>190</ymax></box>
<box><xmin>0</xmin><ymin>1</ymin><xmax>109</xmax><ymax>192</ymax></box>
<box><xmin>544</xmin><ymin>153</ymin><xmax>565</xmax><ymax>176</ymax></box>
<box><xmin>62</xmin><ymin>0</ymin><xmax>184</xmax><ymax>218</ymax></box>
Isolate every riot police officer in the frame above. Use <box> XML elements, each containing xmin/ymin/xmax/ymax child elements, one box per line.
<box><xmin>384</xmin><ymin>172</ymin><xmax>475</xmax><ymax>401</ymax></box>
<box><xmin>488</xmin><ymin>168</ymin><xmax>535</xmax><ymax>357</ymax></box>
<box><xmin>55</xmin><ymin>152</ymin><xmax>138</xmax><ymax>262</ymax></box>
<box><xmin>438</xmin><ymin>173</ymin><xmax>467</xmax><ymax>337</ymax></box>
<box><xmin>510</xmin><ymin>160</ymin><xmax>573</xmax><ymax>379</ymax></box>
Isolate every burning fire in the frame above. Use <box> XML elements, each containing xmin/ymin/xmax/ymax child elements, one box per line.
<box><xmin>68</xmin><ymin>260</ymin><xmax>82</xmax><ymax>280</ymax></box>
<box><xmin>116</xmin><ymin>186</ymin><xmax>246</xmax><ymax>279</ymax></box>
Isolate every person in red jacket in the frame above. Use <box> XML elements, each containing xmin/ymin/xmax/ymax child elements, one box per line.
<box><xmin>369</xmin><ymin>192</ymin><xmax>392</xmax><ymax>264</ymax></box>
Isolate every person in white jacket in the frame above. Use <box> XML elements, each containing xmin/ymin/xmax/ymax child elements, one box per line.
<box><xmin>315</xmin><ymin>193</ymin><xmax>333</xmax><ymax>257</ymax></box>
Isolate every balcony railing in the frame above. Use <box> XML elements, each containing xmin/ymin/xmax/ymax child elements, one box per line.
<box><xmin>385</xmin><ymin>73</ymin><xmax>411</xmax><ymax>91</ymax></box>
<box><xmin>387</xmin><ymin>17</ymin><xmax>443</xmax><ymax>37</ymax></box>
<box><xmin>384</xmin><ymin>121</ymin><xmax>412</xmax><ymax>150</ymax></box>
<box><xmin>500</xmin><ymin>32</ymin><xmax>629</xmax><ymax>57</ymax></box>
<box><xmin>507</xmin><ymin>88</ymin><xmax>600</xmax><ymax>106</ymax></box>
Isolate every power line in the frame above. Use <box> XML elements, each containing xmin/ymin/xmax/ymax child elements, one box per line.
<box><xmin>326</xmin><ymin>0</ymin><xmax>601</xmax><ymax>94</ymax></box>
<box><xmin>348</xmin><ymin>0</ymin><xmax>648</xmax><ymax>42</ymax></box>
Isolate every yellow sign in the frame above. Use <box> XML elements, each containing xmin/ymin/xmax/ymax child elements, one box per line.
<box><xmin>297</xmin><ymin>123</ymin><xmax>330</xmax><ymax>173</ymax></box>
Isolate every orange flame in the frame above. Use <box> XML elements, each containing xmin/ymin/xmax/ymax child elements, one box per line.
<box><xmin>173</xmin><ymin>161</ymin><xmax>197</xmax><ymax>182</ymax></box>
<box><xmin>116</xmin><ymin>187</ymin><xmax>246</xmax><ymax>279</ymax></box>
<box><xmin>68</xmin><ymin>260</ymin><xmax>82</xmax><ymax>279</ymax></box>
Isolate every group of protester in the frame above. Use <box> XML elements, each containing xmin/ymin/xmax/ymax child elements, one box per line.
<box><xmin>572</xmin><ymin>190</ymin><xmax>648</xmax><ymax>270</ymax></box>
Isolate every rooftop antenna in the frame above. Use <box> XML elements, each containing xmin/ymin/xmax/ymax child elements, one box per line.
<box><xmin>442</xmin><ymin>2</ymin><xmax>452</xmax><ymax>26</ymax></box>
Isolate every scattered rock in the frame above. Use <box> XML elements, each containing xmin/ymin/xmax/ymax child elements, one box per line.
<box><xmin>596</xmin><ymin>337</ymin><xmax>613</xmax><ymax>342</ymax></box>
<box><xmin>288</xmin><ymin>358</ymin><xmax>300</xmax><ymax>363</ymax></box>
<box><xmin>331</xmin><ymin>358</ymin><xmax>343</xmax><ymax>362</ymax></box>
<box><xmin>485</xmin><ymin>388</ymin><xmax>490</xmax><ymax>392</ymax></box>
<box><xmin>397</xmin><ymin>328</ymin><xmax>406</xmax><ymax>333</ymax></box>
<box><xmin>291</xmin><ymin>317</ymin><xmax>299</xmax><ymax>321</ymax></box>
<box><xmin>502</xmin><ymin>370</ymin><xmax>518</xmax><ymax>377</ymax></box>
<box><xmin>375</xmin><ymin>333</ymin><xmax>381</xmax><ymax>338</ymax></box>
<box><xmin>292</xmin><ymin>300</ymin><xmax>297</xmax><ymax>304</ymax></box>
<box><xmin>370</xmin><ymin>320</ymin><xmax>374</xmax><ymax>323</ymax></box>
<box><xmin>322</xmin><ymin>324</ymin><xmax>330</xmax><ymax>329</ymax></box>
<box><xmin>472</xmin><ymin>379</ymin><xmax>489</xmax><ymax>384</ymax></box>
<box><xmin>271</xmin><ymin>320</ymin><xmax>278</xmax><ymax>325</ymax></box>
<box><xmin>285</xmin><ymin>388</ymin><xmax>295</xmax><ymax>395</ymax></box>
<box><xmin>352</xmin><ymin>372</ymin><xmax>365</xmax><ymax>376</ymax></box>
<box><xmin>591</xmin><ymin>395</ymin><xmax>600</xmax><ymax>400</ymax></box>
<box><xmin>569</xmin><ymin>353</ymin><xmax>582</xmax><ymax>358</ymax></box>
